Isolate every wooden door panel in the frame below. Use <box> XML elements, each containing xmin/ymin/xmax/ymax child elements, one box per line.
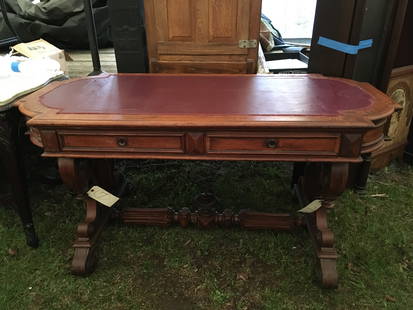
<box><xmin>235</xmin><ymin>0</ymin><xmax>252</xmax><ymax>42</ymax></box>
<box><xmin>157</xmin><ymin>42</ymin><xmax>248</xmax><ymax>55</ymax></box>
<box><xmin>208</xmin><ymin>0</ymin><xmax>251</xmax><ymax>43</ymax></box>
<box><xmin>166</xmin><ymin>0</ymin><xmax>194</xmax><ymax>41</ymax></box>
<box><xmin>154</xmin><ymin>0</ymin><xmax>194</xmax><ymax>42</ymax></box>
<box><xmin>145</xmin><ymin>0</ymin><xmax>261</xmax><ymax>73</ymax></box>
<box><xmin>159</xmin><ymin>55</ymin><xmax>246</xmax><ymax>61</ymax></box>
<box><xmin>151</xmin><ymin>61</ymin><xmax>248</xmax><ymax>73</ymax></box>
<box><xmin>209</xmin><ymin>0</ymin><xmax>237</xmax><ymax>42</ymax></box>
<box><xmin>157</xmin><ymin>0</ymin><xmax>250</xmax><ymax>46</ymax></box>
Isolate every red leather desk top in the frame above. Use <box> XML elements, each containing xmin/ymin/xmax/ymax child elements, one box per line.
<box><xmin>39</xmin><ymin>74</ymin><xmax>374</xmax><ymax>116</ymax></box>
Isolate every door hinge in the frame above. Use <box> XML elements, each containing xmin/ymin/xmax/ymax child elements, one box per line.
<box><xmin>239</xmin><ymin>40</ymin><xmax>257</xmax><ymax>48</ymax></box>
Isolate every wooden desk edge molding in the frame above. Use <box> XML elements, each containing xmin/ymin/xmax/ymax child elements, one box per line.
<box><xmin>17</xmin><ymin>73</ymin><xmax>396</xmax><ymax>288</ymax></box>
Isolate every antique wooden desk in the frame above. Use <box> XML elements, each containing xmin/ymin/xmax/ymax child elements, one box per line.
<box><xmin>17</xmin><ymin>74</ymin><xmax>395</xmax><ymax>288</ymax></box>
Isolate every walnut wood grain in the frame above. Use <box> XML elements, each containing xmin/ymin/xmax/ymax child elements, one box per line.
<box><xmin>16</xmin><ymin>73</ymin><xmax>397</xmax><ymax>287</ymax></box>
<box><xmin>17</xmin><ymin>74</ymin><xmax>397</xmax><ymax>163</ymax></box>
<box><xmin>57</xmin><ymin>158</ymin><xmax>87</xmax><ymax>195</ymax></box>
<box><xmin>58</xmin><ymin>158</ymin><xmax>115</xmax><ymax>275</ymax></box>
<box><xmin>121</xmin><ymin>207</ymin><xmax>303</xmax><ymax>230</ymax></box>
<box><xmin>35</xmin><ymin>75</ymin><xmax>383</xmax><ymax>116</ymax></box>
<box><xmin>296</xmin><ymin>162</ymin><xmax>349</xmax><ymax>288</ymax></box>
<box><xmin>186</xmin><ymin>132</ymin><xmax>205</xmax><ymax>155</ymax></box>
<box><xmin>144</xmin><ymin>0</ymin><xmax>261</xmax><ymax>73</ymax></box>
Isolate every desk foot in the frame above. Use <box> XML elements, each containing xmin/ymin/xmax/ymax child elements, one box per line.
<box><xmin>305</xmin><ymin>205</ymin><xmax>338</xmax><ymax>288</ymax></box>
<box><xmin>58</xmin><ymin>158</ymin><xmax>114</xmax><ymax>276</ymax></box>
<box><xmin>24</xmin><ymin>223</ymin><xmax>40</xmax><ymax>248</ymax></box>
<box><xmin>320</xmin><ymin>258</ymin><xmax>338</xmax><ymax>288</ymax></box>
<box><xmin>354</xmin><ymin>153</ymin><xmax>372</xmax><ymax>191</ymax></box>
<box><xmin>319</xmin><ymin>257</ymin><xmax>338</xmax><ymax>288</ymax></box>
<box><xmin>72</xmin><ymin>247</ymin><xmax>98</xmax><ymax>275</ymax></box>
<box><xmin>71</xmin><ymin>197</ymin><xmax>112</xmax><ymax>275</ymax></box>
<box><xmin>295</xmin><ymin>162</ymin><xmax>348</xmax><ymax>288</ymax></box>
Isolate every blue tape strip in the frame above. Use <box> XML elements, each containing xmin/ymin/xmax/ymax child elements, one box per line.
<box><xmin>11</xmin><ymin>61</ymin><xmax>20</xmax><ymax>72</ymax></box>
<box><xmin>318</xmin><ymin>36</ymin><xmax>373</xmax><ymax>55</ymax></box>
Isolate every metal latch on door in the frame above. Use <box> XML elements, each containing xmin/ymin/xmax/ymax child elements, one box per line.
<box><xmin>239</xmin><ymin>40</ymin><xmax>257</xmax><ymax>48</ymax></box>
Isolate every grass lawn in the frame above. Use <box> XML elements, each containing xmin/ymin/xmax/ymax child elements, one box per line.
<box><xmin>1</xmin><ymin>160</ymin><xmax>412</xmax><ymax>309</ymax></box>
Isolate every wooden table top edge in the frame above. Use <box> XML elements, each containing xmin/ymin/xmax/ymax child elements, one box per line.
<box><xmin>17</xmin><ymin>73</ymin><xmax>396</xmax><ymax>129</ymax></box>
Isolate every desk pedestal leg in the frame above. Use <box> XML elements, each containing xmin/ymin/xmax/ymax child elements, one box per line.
<box><xmin>71</xmin><ymin>197</ymin><xmax>112</xmax><ymax>275</ymax></box>
<box><xmin>355</xmin><ymin>153</ymin><xmax>372</xmax><ymax>191</ymax></box>
<box><xmin>58</xmin><ymin>158</ymin><xmax>114</xmax><ymax>275</ymax></box>
<box><xmin>298</xmin><ymin>162</ymin><xmax>348</xmax><ymax>288</ymax></box>
<box><xmin>305</xmin><ymin>204</ymin><xmax>338</xmax><ymax>288</ymax></box>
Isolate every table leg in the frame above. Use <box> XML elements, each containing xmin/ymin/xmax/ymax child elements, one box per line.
<box><xmin>58</xmin><ymin>158</ymin><xmax>114</xmax><ymax>275</ymax></box>
<box><xmin>354</xmin><ymin>153</ymin><xmax>372</xmax><ymax>191</ymax></box>
<box><xmin>305</xmin><ymin>204</ymin><xmax>338</xmax><ymax>288</ymax></box>
<box><xmin>298</xmin><ymin>162</ymin><xmax>349</xmax><ymax>288</ymax></box>
<box><xmin>0</xmin><ymin>110</ymin><xmax>39</xmax><ymax>248</ymax></box>
<box><xmin>291</xmin><ymin>162</ymin><xmax>306</xmax><ymax>189</ymax></box>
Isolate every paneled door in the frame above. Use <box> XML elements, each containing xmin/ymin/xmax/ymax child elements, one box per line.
<box><xmin>144</xmin><ymin>0</ymin><xmax>262</xmax><ymax>73</ymax></box>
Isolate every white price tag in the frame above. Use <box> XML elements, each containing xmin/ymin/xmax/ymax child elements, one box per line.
<box><xmin>87</xmin><ymin>186</ymin><xmax>119</xmax><ymax>207</ymax></box>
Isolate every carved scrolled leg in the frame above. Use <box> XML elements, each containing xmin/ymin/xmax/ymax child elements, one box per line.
<box><xmin>305</xmin><ymin>204</ymin><xmax>338</xmax><ymax>288</ymax></box>
<box><xmin>57</xmin><ymin>158</ymin><xmax>88</xmax><ymax>195</ymax></box>
<box><xmin>300</xmin><ymin>162</ymin><xmax>349</xmax><ymax>288</ymax></box>
<box><xmin>58</xmin><ymin>158</ymin><xmax>114</xmax><ymax>275</ymax></box>
<box><xmin>71</xmin><ymin>197</ymin><xmax>111</xmax><ymax>275</ymax></box>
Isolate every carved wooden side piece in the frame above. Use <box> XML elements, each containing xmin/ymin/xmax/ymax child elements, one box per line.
<box><xmin>121</xmin><ymin>207</ymin><xmax>303</xmax><ymax>230</ymax></box>
<box><xmin>296</xmin><ymin>162</ymin><xmax>349</xmax><ymax>288</ymax></box>
<box><xmin>58</xmin><ymin>158</ymin><xmax>87</xmax><ymax>195</ymax></box>
<box><xmin>58</xmin><ymin>158</ymin><xmax>114</xmax><ymax>275</ymax></box>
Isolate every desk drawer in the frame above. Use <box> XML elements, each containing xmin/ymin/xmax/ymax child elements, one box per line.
<box><xmin>206</xmin><ymin>133</ymin><xmax>340</xmax><ymax>155</ymax></box>
<box><xmin>58</xmin><ymin>131</ymin><xmax>185</xmax><ymax>153</ymax></box>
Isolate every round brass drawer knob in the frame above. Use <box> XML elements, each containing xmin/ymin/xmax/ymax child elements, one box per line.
<box><xmin>117</xmin><ymin>137</ymin><xmax>128</xmax><ymax>147</ymax></box>
<box><xmin>266</xmin><ymin>139</ymin><xmax>278</xmax><ymax>148</ymax></box>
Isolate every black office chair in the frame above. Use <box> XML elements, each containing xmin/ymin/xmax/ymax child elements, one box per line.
<box><xmin>260</xmin><ymin>14</ymin><xmax>309</xmax><ymax>73</ymax></box>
